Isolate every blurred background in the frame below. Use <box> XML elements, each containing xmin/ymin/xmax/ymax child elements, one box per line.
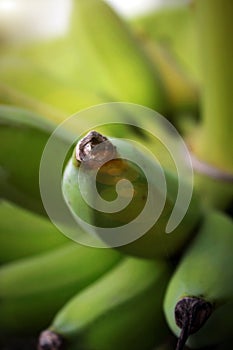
<box><xmin>0</xmin><ymin>1</ymin><xmax>191</xmax><ymax>42</ymax></box>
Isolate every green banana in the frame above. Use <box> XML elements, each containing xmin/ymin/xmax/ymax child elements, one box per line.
<box><xmin>62</xmin><ymin>131</ymin><xmax>202</xmax><ymax>258</ymax></box>
<box><xmin>0</xmin><ymin>201</ymin><xmax>68</xmax><ymax>264</ymax></box>
<box><xmin>130</xmin><ymin>5</ymin><xmax>200</xmax><ymax>83</ymax></box>
<box><xmin>0</xmin><ymin>0</ymin><xmax>168</xmax><ymax>116</ymax></box>
<box><xmin>0</xmin><ymin>105</ymin><xmax>72</xmax><ymax>215</ymax></box>
<box><xmin>0</xmin><ymin>241</ymin><xmax>121</xmax><ymax>334</ymax></box>
<box><xmin>63</xmin><ymin>0</ymin><xmax>167</xmax><ymax>111</ymax></box>
<box><xmin>139</xmin><ymin>38</ymin><xmax>198</xmax><ymax>116</ymax></box>
<box><xmin>0</xmin><ymin>103</ymin><xmax>169</xmax><ymax>218</ymax></box>
<box><xmin>164</xmin><ymin>211</ymin><xmax>233</xmax><ymax>349</ymax></box>
<box><xmin>0</xmin><ymin>2</ymin><xmax>105</xmax><ymax>93</ymax></box>
<box><xmin>0</xmin><ymin>30</ymin><xmax>92</xmax><ymax>92</ymax></box>
<box><xmin>0</xmin><ymin>104</ymin><xmax>140</xmax><ymax>217</ymax></box>
<box><xmin>0</xmin><ymin>82</ymin><xmax>66</xmax><ymax>123</ymax></box>
<box><xmin>0</xmin><ymin>58</ymin><xmax>104</xmax><ymax>123</ymax></box>
<box><xmin>38</xmin><ymin>257</ymin><xmax>171</xmax><ymax>350</ymax></box>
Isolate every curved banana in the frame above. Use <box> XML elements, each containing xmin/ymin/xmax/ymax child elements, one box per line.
<box><xmin>0</xmin><ymin>242</ymin><xmax>121</xmax><ymax>334</ymax></box>
<box><xmin>130</xmin><ymin>5</ymin><xmax>200</xmax><ymax>83</ymax></box>
<box><xmin>0</xmin><ymin>104</ymin><xmax>173</xmax><ymax>218</ymax></box>
<box><xmin>0</xmin><ymin>105</ymin><xmax>71</xmax><ymax>215</ymax></box>
<box><xmin>140</xmin><ymin>39</ymin><xmax>198</xmax><ymax>116</ymax></box>
<box><xmin>0</xmin><ymin>201</ymin><xmax>68</xmax><ymax>264</ymax></box>
<box><xmin>65</xmin><ymin>0</ymin><xmax>167</xmax><ymax>111</ymax></box>
<box><xmin>38</xmin><ymin>257</ymin><xmax>171</xmax><ymax>350</ymax></box>
<box><xmin>0</xmin><ymin>60</ymin><xmax>104</xmax><ymax>124</ymax></box>
<box><xmin>62</xmin><ymin>131</ymin><xmax>202</xmax><ymax>258</ymax></box>
<box><xmin>0</xmin><ymin>0</ymin><xmax>168</xmax><ymax>119</ymax></box>
<box><xmin>164</xmin><ymin>211</ymin><xmax>233</xmax><ymax>349</ymax></box>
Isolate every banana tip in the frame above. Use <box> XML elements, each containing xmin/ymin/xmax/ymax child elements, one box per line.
<box><xmin>75</xmin><ymin>130</ymin><xmax>117</xmax><ymax>167</ymax></box>
<box><xmin>175</xmin><ymin>296</ymin><xmax>212</xmax><ymax>350</ymax></box>
<box><xmin>38</xmin><ymin>330</ymin><xmax>64</xmax><ymax>350</ymax></box>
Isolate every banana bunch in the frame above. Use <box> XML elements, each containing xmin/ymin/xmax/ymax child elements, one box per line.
<box><xmin>0</xmin><ymin>107</ymin><xmax>171</xmax><ymax>348</ymax></box>
<box><xmin>0</xmin><ymin>1</ymin><xmax>232</xmax><ymax>349</ymax></box>
<box><xmin>0</xmin><ymin>112</ymin><xmax>123</xmax><ymax>337</ymax></box>
<box><xmin>62</xmin><ymin>130</ymin><xmax>202</xmax><ymax>259</ymax></box>
<box><xmin>60</xmin><ymin>130</ymin><xmax>232</xmax><ymax>349</ymax></box>
<box><xmin>38</xmin><ymin>257</ymin><xmax>171</xmax><ymax>350</ymax></box>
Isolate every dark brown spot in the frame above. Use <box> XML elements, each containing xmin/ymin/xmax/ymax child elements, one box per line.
<box><xmin>175</xmin><ymin>296</ymin><xmax>212</xmax><ymax>350</ymax></box>
<box><xmin>75</xmin><ymin>131</ymin><xmax>117</xmax><ymax>169</ymax></box>
<box><xmin>38</xmin><ymin>330</ymin><xmax>64</xmax><ymax>350</ymax></box>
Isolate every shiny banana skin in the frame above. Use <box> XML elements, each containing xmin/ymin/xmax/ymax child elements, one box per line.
<box><xmin>0</xmin><ymin>242</ymin><xmax>121</xmax><ymax>334</ymax></box>
<box><xmin>0</xmin><ymin>105</ymin><xmax>72</xmax><ymax>216</ymax></box>
<box><xmin>62</xmin><ymin>132</ymin><xmax>202</xmax><ymax>259</ymax></box>
<box><xmin>38</xmin><ymin>257</ymin><xmax>171</xmax><ymax>350</ymax></box>
<box><xmin>0</xmin><ymin>201</ymin><xmax>68</xmax><ymax>264</ymax></box>
<box><xmin>164</xmin><ymin>211</ymin><xmax>233</xmax><ymax>348</ymax></box>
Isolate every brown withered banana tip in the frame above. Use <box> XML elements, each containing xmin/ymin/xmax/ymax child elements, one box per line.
<box><xmin>75</xmin><ymin>130</ymin><xmax>117</xmax><ymax>168</ymax></box>
<box><xmin>38</xmin><ymin>330</ymin><xmax>64</xmax><ymax>350</ymax></box>
<box><xmin>175</xmin><ymin>297</ymin><xmax>213</xmax><ymax>350</ymax></box>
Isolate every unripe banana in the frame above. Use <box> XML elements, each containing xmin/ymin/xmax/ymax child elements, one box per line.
<box><xmin>164</xmin><ymin>211</ymin><xmax>233</xmax><ymax>349</ymax></box>
<box><xmin>62</xmin><ymin>131</ymin><xmax>202</xmax><ymax>258</ymax></box>
<box><xmin>68</xmin><ymin>0</ymin><xmax>167</xmax><ymax>111</ymax></box>
<box><xmin>0</xmin><ymin>105</ymin><xmax>71</xmax><ymax>215</ymax></box>
<box><xmin>0</xmin><ymin>82</ymin><xmax>66</xmax><ymax>122</ymax></box>
<box><xmin>0</xmin><ymin>104</ymin><xmax>171</xmax><ymax>218</ymax></box>
<box><xmin>0</xmin><ymin>0</ymin><xmax>168</xmax><ymax>117</ymax></box>
<box><xmin>130</xmin><ymin>5</ymin><xmax>200</xmax><ymax>83</ymax></box>
<box><xmin>140</xmin><ymin>39</ymin><xmax>198</xmax><ymax>116</ymax></box>
<box><xmin>0</xmin><ymin>201</ymin><xmax>68</xmax><ymax>264</ymax></box>
<box><xmin>38</xmin><ymin>257</ymin><xmax>171</xmax><ymax>350</ymax></box>
<box><xmin>0</xmin><ymin>59</ymin><xmax>104</xmax><ymax>123</ymax></box>
<box><xmin>0</xmin><ymin>242</ymin><xmax>121</xmax><ymax>334</ymax></box>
